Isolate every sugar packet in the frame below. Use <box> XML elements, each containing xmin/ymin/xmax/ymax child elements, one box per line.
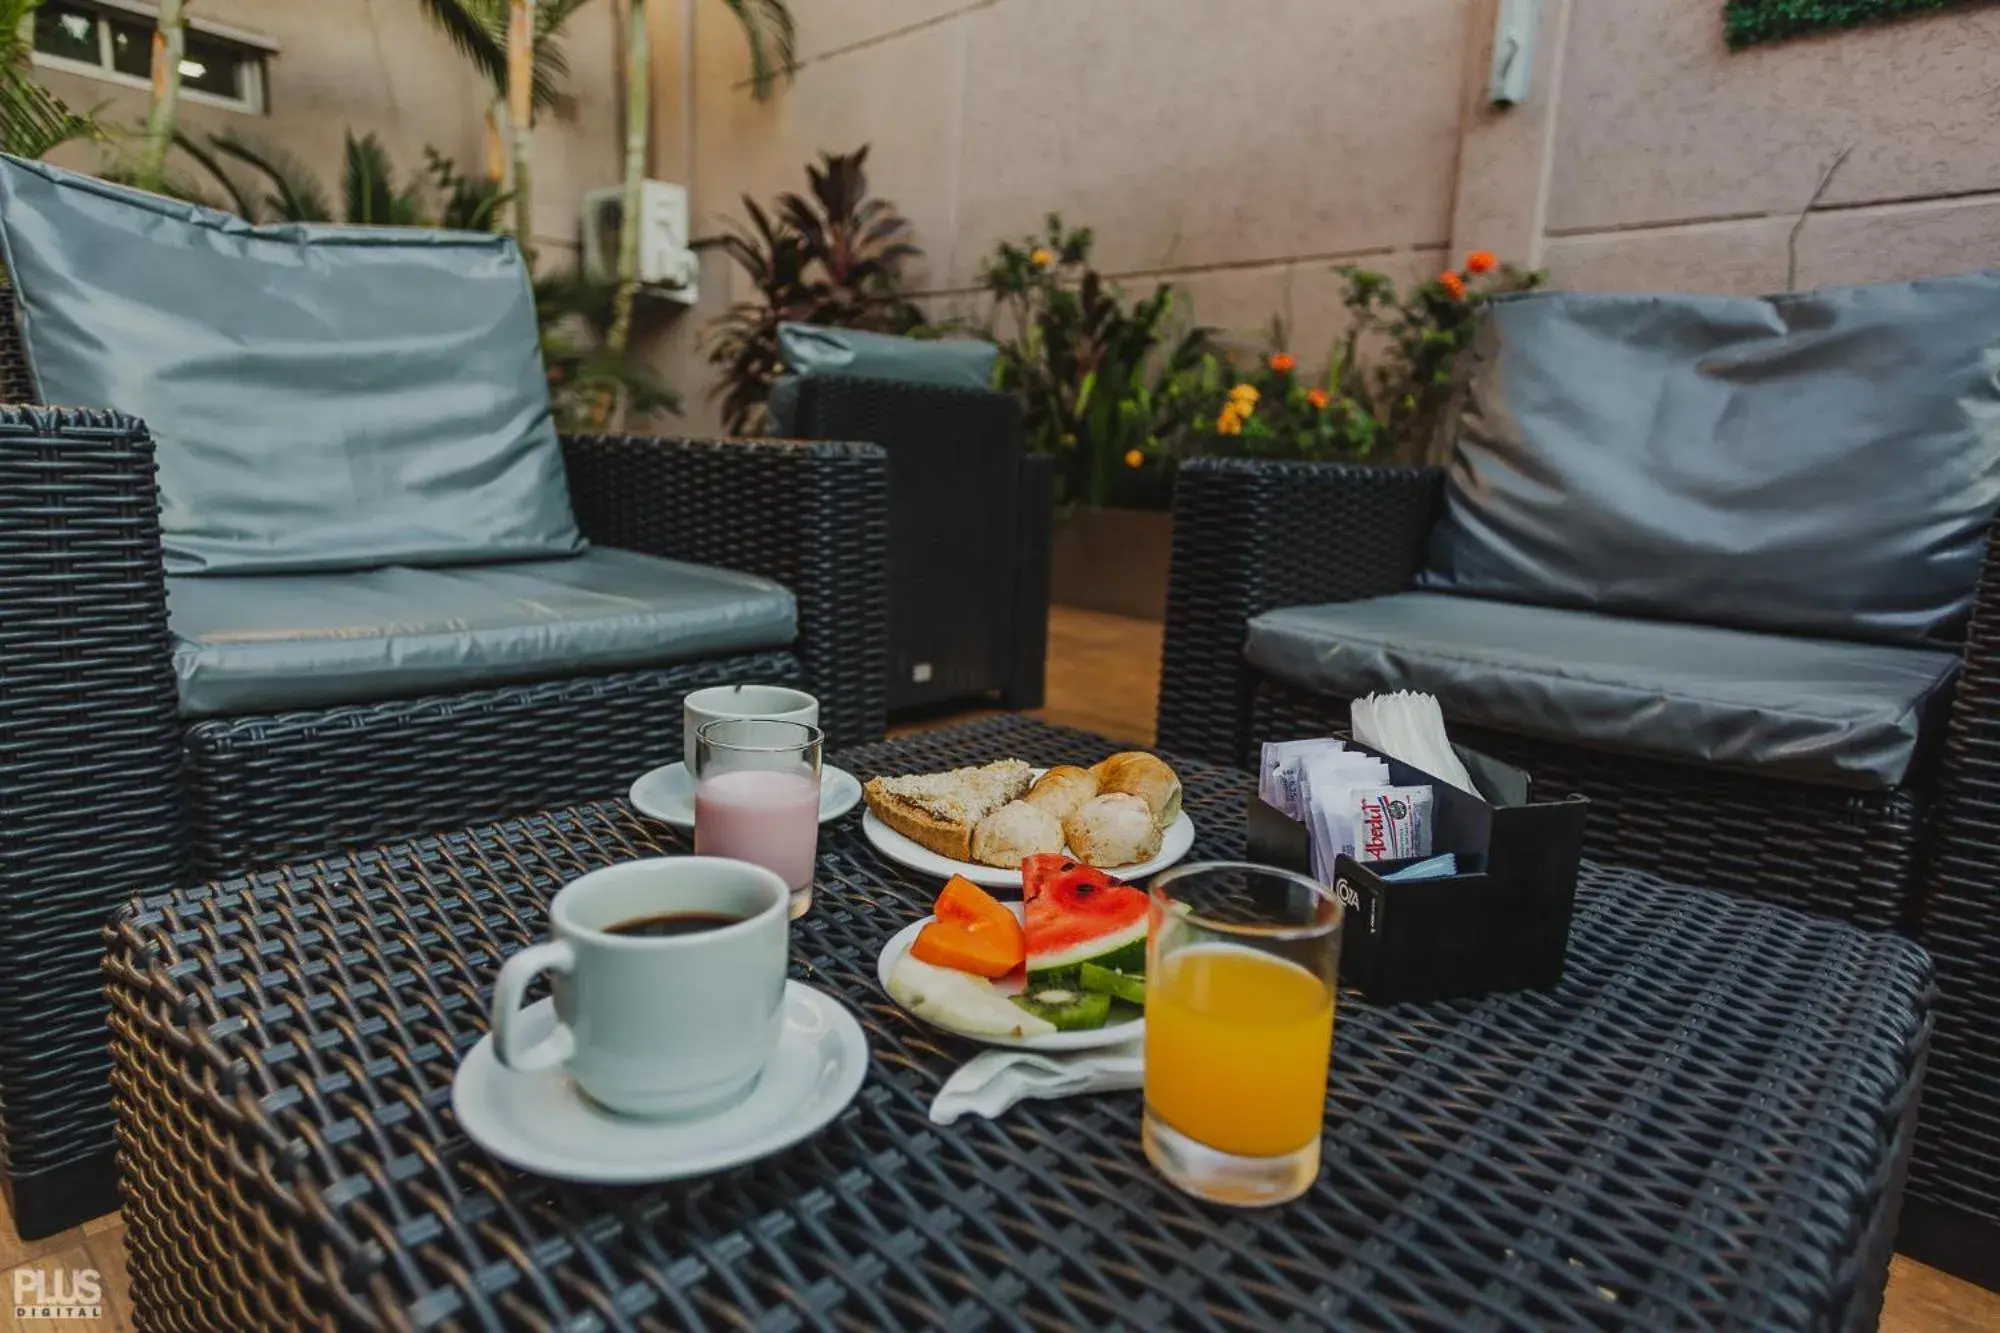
<box><xmin>1354</xmin><ymin>786</ymin><xmax>1435</xmax><ymax>863</ymax></box>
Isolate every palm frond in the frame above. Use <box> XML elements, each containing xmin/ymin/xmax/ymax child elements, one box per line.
<box><xmin>0</xmin><ymin>2</ymin><xmax>99</xmax><ymax>161</ymax></box>
<box><xmin>416</xmin><ymin>0</ymin><xmax>586</xmax><ymax>111</ymax></box>
<box><xmin>206</xmin><ymin>130</ymin><xmax>333</xmax><ymax>222</ymax></box>
<box><xmin>415</xmin><ymin>0</ymin><xmax>509</xmax><ymax>96</ymax></box>
<box><xmin>719</xmin><ymin>0</ymin><xmax>796</xmax><ymax>102</ymax></box>
<box><xmin>344</xmin><ymin>131</ymin><xmax>415</xmax><ymax>226</ymax></box>
<box><xmin>169</xmin><ymin>130</ymin><xmax>261</xmax><ymax>219</ymax></box>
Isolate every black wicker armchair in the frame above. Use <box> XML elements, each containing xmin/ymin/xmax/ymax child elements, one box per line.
<box><xmin>788</xmin><ymin>373</ymin><xmax>1053</xmax><ymax>714</ymax></box>
<box><xmin>1157</xmin><ymin>454</ymin><xmax>1998</xmax><ymax>1284</ymax></box>
<box><xmin>0</xmin><ymin>388</ymin><xmax>887</xmax><ymax>1236</ymax></box>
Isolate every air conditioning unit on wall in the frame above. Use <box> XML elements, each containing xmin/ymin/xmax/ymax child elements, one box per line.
<box><xmin>581</xmin><ymin>181</ymin><xmax>698</xmax><ymax>304</ymax></box>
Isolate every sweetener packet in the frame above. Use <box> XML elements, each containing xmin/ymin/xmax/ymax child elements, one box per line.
<box><xmin>1261</xmin><ymin>738</ymin><xmax>1347</xmax><ymax>819</ymax></box>
<box><xmin>1353</xmin><ymin>786</ymin><xmax>1434</xmax><ymax>863</ymax></box>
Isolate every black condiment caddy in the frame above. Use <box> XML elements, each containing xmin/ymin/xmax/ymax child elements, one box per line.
<box><xmin>1245</xmin><ymin>742</ymin><xmax>1588</xmax><ymax>1003</ymax></box>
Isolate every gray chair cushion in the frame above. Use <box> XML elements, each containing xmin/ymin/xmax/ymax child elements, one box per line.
<box><xmin>1245</xmin><ymin>592</ymin><xmax>1961</xmax><ymax>790</ymax></box>
<box><xmin>0</xmin><ymin>154</ymin><xmax>582</xmax><ymax>576</ymax></box>
<box><xmin>778</xmin><ymin>323</ymin><xmax>996</xmax><ymax>391</ymax></box>
<box><xmin>168</xmin><ymin>549</ymin><xmax>796</xmax><ymax>718</ymax></box>
<box><xmin>1420</xmin><ymin>275</ymin><xmax>2000</xmax><ymax>645</ymax></box>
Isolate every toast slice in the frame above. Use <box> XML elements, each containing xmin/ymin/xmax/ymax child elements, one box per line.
<box><xmin>864</xmin><ymin>759</ymin><xmax>1034</xmax><ymax>861</ymax></box>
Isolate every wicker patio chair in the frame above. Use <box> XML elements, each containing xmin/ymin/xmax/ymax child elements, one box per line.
<box><xmin>788</xmin><ymin>373</ymin><xmax>1053</xmax><ymax>714</ymax></box>
<box><xmin>0</xmin><ymin>301</ymin><xmax>889</xmax><ymax>1236</ymax></box>
<box><xmin>1157</xmin><ymin>453</ymin><xmax>1998</xmax><ymax>1286</ymax></box>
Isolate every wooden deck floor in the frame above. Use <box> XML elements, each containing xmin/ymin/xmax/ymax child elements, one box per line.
<box><xmin>3</xmin><ymin>606</ymin><xmax>1993</xmax><ymax>1331</ymax></box>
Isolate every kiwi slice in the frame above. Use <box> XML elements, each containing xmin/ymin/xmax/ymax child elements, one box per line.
<box><xmin>1011</xmin><ymin>987</ymin><xmax>1112</xmax><ymax>1031</ymax></box>
<box><xmin>1078</xmin><ymin>963</ymin><xmax>1146</xmax><ymax>1006</ymax></box>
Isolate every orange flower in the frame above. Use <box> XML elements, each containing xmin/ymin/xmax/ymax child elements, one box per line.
<box><xmin>1307</xmin><ymin>388</ymin><xmax>1330</xmax><ymax>410</ymax></box>
<box><xmin>1267</xmin><ymin>353</ymin><xmax>1297</xmax><ymax>375</ymax></box>
<box><xmin>1440</xmin><ymin>271</ymin><xmax>1467</xmax><ymax>301</ymax></box>
<box><xmin>1123</xmin><ymin>448</ymin><xmax>1144</xmax><ymax>469</ymax></box>
<box><xmin>1465</xmin><ymin>250</ymin><xmax>1498</xmax><ymax>275</ymax></box>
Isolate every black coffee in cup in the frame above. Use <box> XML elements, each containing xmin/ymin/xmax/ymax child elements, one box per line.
<box><xmin>606</xmin><ymin>911</ymin><xmax>744</xmax><ymax>938</ymax></box>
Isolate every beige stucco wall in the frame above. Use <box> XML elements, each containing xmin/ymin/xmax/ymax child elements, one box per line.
<box><xmin>659</xmin><ymin>0</ymin><xmax>2000</xmax><ymax>434</ymax></box>
<box><xmin>1468</xmin><ymin>0</ymin><xmax>2000</xmax><ymax>293</ymax></box>
<box><xmin>35</xmin><ymin>0</ymin><xmax>622</xmax><ymax>262</ymax></box>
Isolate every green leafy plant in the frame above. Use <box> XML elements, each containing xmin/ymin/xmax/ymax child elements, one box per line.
<box><xmin>0</xmin><ymin>0</ymin><xmax>100</xmax><ymax>160</ymax></box>
<box><xmin>1185</xmin><ymin>253</ymin><xmax>1540</xmax><ymax>465</ymax></box>
<box><xmin>981</xmin><ymin>215</ymin><xmax>1213</xmax><ymax>508</ymax></box>
<box><xmin>537</xmin><ymin>264</ymin><xmax>683</xmax><ymax>432</ymax></box>
<box><xmin>705</xmin><ymin>146</ymin><xmax>925</xmax><ymax>433</ymax></box>
<box><xmin>169</xmin><ymin>129</ymin><xmax>487</xmax><ymax>227</ymax></box>
<box><xmin>1723</xmin><ymin>0</ymin><xmax>1990</xmax><ymax>48</ymax></box>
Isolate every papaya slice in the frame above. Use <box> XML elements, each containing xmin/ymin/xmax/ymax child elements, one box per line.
<box><xmin>910</xmin><ymin>875</ymin><xmax>1025</xmax><ymax>978</ymax></box>
<box><xmin>936</xmin><ymin>875</ymin><xmax>1017</xmax><ymax>933</ymax></box>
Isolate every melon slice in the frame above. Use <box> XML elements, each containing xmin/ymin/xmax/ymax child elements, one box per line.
<box><xmin>1022</xmin><ymin>855</ymin><xmax>1149</xmax><ymax>986</ymax></box>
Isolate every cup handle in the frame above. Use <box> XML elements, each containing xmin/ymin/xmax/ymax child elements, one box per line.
<box><xmin>491</xmin><ymin>941</ymin><xmax>578</xmax><ymax>1074</ymax></box>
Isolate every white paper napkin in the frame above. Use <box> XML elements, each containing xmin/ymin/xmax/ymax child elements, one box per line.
<box><xmin>929</xmin><ymin>1040</ymin><xmax>1145</xmax><ymax>1124</ymax></box>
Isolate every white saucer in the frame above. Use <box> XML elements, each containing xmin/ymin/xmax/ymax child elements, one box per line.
<box><xmin>876</xmin><ymin>902</ymin><xmax>1144</xmax><ymax>1053</ymax></box>
<box><xmin>453</xmin><ymin>982</ymin><xmax>869</xmax><ymax>1184</ymax></box>
<box><xmin>860</xmin><ymin>767</ymin><xmax>1195</xmax><ymax>889</ymax></box>
<box><xmin>630</xmin><ymin>761</ymin><xmax>863</xmax><ymax>831</ymax></box>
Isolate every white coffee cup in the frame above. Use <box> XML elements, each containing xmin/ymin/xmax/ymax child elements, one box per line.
<box><xmin>490</xmin><ymin>857</ymin><xmax>790</xmax><ymax>1118</ymax></box>
<box><xmin>683</xmin><ymin>683</ymin><xmax>819</xmax><ymax>771</ymax></box>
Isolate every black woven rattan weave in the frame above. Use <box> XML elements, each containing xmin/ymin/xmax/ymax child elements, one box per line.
<box><xmin>0</xmin><ymin>407</ymin><xmax>188</xmax><ymax>1235</ymax></box>
<box><xmin>104</xmin><ymin>716</ymin><xmax>1930</xmax><ymax>1331</ymax></box>
<box><xmin>792</xmin><ymin>376</ymin><xmax>1051</xmax><ymax>712</ymax></box>
<box><xmin>1910</xmin><ymin>516</ymin><xmax>2000</xmax><ymax>1256</ymax></box>
<box><xmin>562</xmin><ymin>433</ymin><xmax>889</xmax><ymax>749</ymax></box>
<box><xmin>181</xmin><ymin>652</ymin><xmax>804</xmax><ymax>879</ymax></box>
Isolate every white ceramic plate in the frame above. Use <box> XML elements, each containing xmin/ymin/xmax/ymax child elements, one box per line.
<box><xmin>453</xmin><ymin>983</ymin><xmax>868</xmax><ymax>1184</ymax></box>
<box><xmin>876</xmin><ymin>902</ymin><xmax>1144</xmax><ymax>1052</ymax></box>
<box><xmin>860</xmin><ymin>769</ymin><xmax>1195</xmax><ymax>890</ymax></box>
<box><xmin>630</xmin><ymin>761</ymin><xmax>863</xmax><ymax>832</ymax></box>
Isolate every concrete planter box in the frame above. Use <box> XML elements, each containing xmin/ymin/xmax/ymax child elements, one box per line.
<box><xmin>1050</xmin><ymin>506</ymin><xmax>1173</xmax><ymax>621</ymax></box>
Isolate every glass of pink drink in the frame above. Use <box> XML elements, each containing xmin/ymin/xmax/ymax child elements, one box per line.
<box><xmin>693</xmin><ymin>717</ymin><xmax>823</xmax><ymax>919</ymax></box>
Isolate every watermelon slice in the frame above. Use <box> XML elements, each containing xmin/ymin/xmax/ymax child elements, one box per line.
<box><xmin>1021</xmin><ymin>855</ymin><xmax>1149</xmax><ymax>986</ymax></box>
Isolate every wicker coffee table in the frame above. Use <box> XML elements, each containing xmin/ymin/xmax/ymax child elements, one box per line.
<box><xmin>104</xmin><ymin>716</ymin><xmax>1930</xmax><ymax>1331</ymax></box>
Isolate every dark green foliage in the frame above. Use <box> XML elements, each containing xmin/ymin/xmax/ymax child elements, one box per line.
<box><xmin>705</xmin><ymin>146</ymin><xmax>925</xmax><ymax>433</ymax></box>
<box><xmin>1724</xmin><ymin>0</ymin><xmax>1993</xmax><ymax>47</ymax></box>
<box><xmin>981</xmin><ymin>215</ymin><xmax>1215</xmax><ymax>509</ymax></box>
<box><xmin>537</xmin><ymin>264</ymin><xmax>684</xmax><ymax>432</ymax></box>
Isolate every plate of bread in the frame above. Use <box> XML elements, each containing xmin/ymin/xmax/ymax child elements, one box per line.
<box><xmin>861</xmin><ymin>751</ymin><xmax>1194</xmax><ymax>888</ymax></box>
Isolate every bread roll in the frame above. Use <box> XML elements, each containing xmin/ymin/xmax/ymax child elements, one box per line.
<box><xmin>1089</xmin><ymin>752</ymin><xmax>1183</xmax><ymax>830</ymax></box>
<box><xmin>971</xmin><ymin>800</ymin><xmax>1065</xmax><ymax>867</ymax></box>
<box><xmin>1023</xmin><ymin>765</ymin><xmax>1100</xmax><ymax>822</ymax></box>
<box><xmin>1063</xmin><ymin>793</ymin><xmax>1162</xmax><ymax>868</ymax></box>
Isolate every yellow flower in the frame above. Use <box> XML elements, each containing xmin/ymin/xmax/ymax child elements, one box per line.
<box><xmin>1124</xmin><ymin>448</ymin><xmax>1144</xmax><ymax>469</ymax></box>
<box><xmin>1229</xmin><ymin>383</ymin><xmax>1260</xmax><ymax>407</ymax></box>
<box><xmin>1030</xmin><ymin>247</ymin><xmax>1054</xmax><ymax>268</ymax></box>
<box><xmin>1216</xmin><ymin>407</ymin><xmax>1244</xmax><ymax>435</ymax></box>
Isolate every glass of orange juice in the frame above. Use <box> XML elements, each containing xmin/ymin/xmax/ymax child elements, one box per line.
<box><xmin>1143</xmin><ymin>861</ymin><xmax>1342</xmax><ymax>1207</ymax></box>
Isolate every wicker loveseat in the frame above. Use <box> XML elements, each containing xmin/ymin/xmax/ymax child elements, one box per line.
<box><xmin>1158</xmin><ymin>279</ymin><xmax>2000</xmax><ymax>1285</ymax></box>
<box><xmin>0</xmin><ymin>173</ymin><xmax>890</xmax><ymax>1235</ymax></box>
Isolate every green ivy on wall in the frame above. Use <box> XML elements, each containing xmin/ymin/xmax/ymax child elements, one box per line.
<box><xmin>1726</xmin><ymin>0</ymin><xmax>1996</xmax><ymax>47</ymax></box>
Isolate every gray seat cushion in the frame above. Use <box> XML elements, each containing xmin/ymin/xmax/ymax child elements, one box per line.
<box><xmin>1420</xmin><ymin>276</ymin><xmax>2000</xmax><ymax>645</ymax></box>
<box><xmin>0</xmin><ymin>154</ymin><xmax>582</xmax><ymax>575</ymax></box>
<box><xmin>778</xmin><ymin>323</ymin><xmax>997</xmax><ymax>390</ymax></box>
<box><xmin>168</xmin><ymin>549</ymin><xmax>796</xmax><ymax>718</ymax></box>
<box><xmin>1245</xmin><ymin>592</ymin><xmax>1961</xmax><ymax>790</ymax></box>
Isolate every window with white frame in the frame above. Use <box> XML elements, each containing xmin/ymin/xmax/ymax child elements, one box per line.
<box><xmin>32</xmin><ymin>0</ymin><xmax>274</xmax><ymax>115</ymax></box>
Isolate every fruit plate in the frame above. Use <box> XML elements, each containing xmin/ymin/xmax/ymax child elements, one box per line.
<box><xmin>860</xmin><ymin>769</ymin><xmax>1196</xmax><ymax>890</ymax></box>
<box><xmin>876</xmin><ymin>903</ymin><xmax>1144</xmax><ymax>1052</ymax></box>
